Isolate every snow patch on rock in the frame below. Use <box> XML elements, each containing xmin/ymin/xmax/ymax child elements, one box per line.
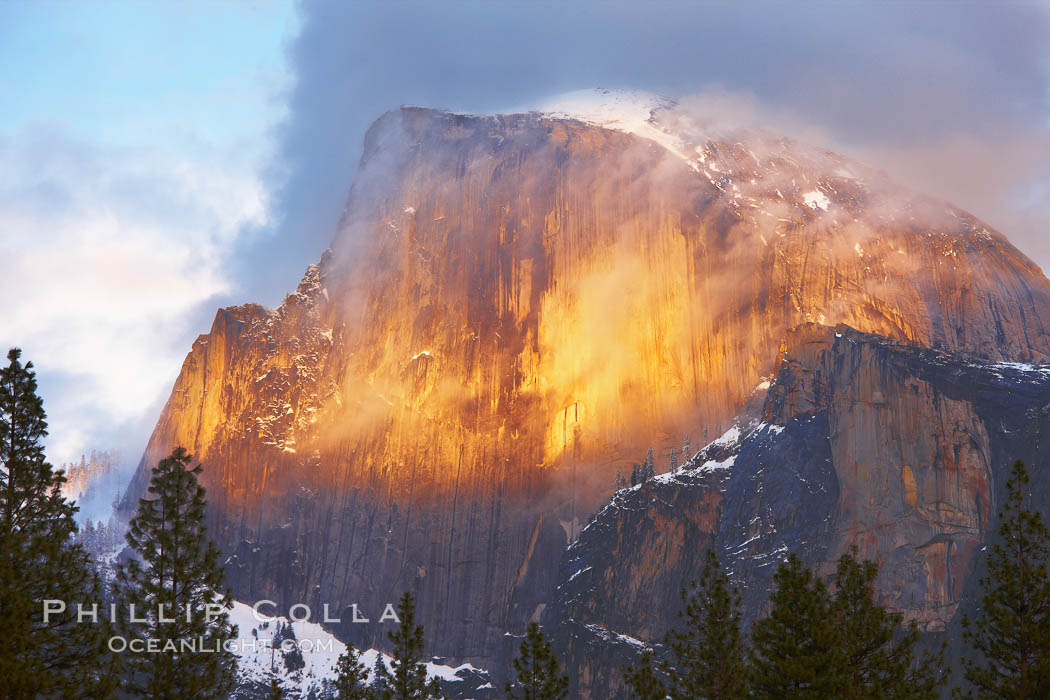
<box><xmin>230</xmin><ymin>601</ymin><xmax>493</xmax><ymax>698</ymax></box>
<box><xmin>534</xmin><ymin>89</ymin><xmax>695</xmax><ymax>167</ymax></box>
<box><xmin>802</xmin><ymin>190</ymin><xmax>830</xmax><ymax>211</ymax></box>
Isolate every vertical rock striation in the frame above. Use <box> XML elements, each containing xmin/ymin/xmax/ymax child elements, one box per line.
<box><xmin>122</xmin><ymin>98</ymin><xmax>1050</xmax><ymax>669</ymax></box>
<box><xmin>549</xmin><ymin>324</ymin><xmax>1050</xmax><ymax>697</ymax></box>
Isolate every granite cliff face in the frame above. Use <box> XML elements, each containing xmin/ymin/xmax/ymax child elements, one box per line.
<box><xmin>122</xmin><ymin>93</ymin><xmax>1050</xmax><ymax>669</ymax></box>
<box><xmin>549</xmin><ymin>324</ymin><xmax>1050</xmax><ymax>698</ymax></box>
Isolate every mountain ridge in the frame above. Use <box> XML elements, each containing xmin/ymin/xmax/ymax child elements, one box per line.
<box><xmin>547</xmin><ymin>322</ymin><xmax>1050</xmax><ymax>697</ymax></box>
<box><xmin>120</xmin><ymin>100</ymin><xmax>1050</xmax><ymax>673</ymax></box>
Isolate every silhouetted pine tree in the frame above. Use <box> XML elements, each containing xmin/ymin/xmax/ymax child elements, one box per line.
<box><xmin>373</xmin><ymin>653</ymin><xmax>393</xmax><ymax>698</ymax></box>
<box><xmin>386</xmin><ymin>592</ymin><xmax>442</xmax><ymax>699</ymax></box>
<box><xmin>644</xmin><ymin>448</ymin><xmax>655</xmax><ymax>480</ymax></box>
<box><xmin>113</xmin><ymin>447</ymin><xmax>237</xmax><ymax>698</ymax></box>
<box><xmin>962</xmin><ymin>460</ymin><xmax>1050</xmax><ymax>697</ymax></box>
<box><xmin>831</xmin><ymin>549</ymin><xmax>944</xmax><ymax>699</ymax></box>
<box><xmin>278</xmin><ymin>623</ymin><xmax>305</xmax><ymax>673</ymax></box>
<box><xmin>749</xmin><ymin>554</ymin><xmax>841</xmax><ymax>698</ymax></box>
<box><xmin>625</xmin><ymin>550</ymin><xmax>748</xmax><ymax>698</ymax></box>
<box><xmin>0</xmin><ymin>347</ymin><xmax>115</xmax><ymax>697</ymax></box>
<box><xmin>624</xmin><ymin>651</ymin><xmax>667</xmax><ymax>700</ymax></box>
<box><xmin>332</xmin><ymin>644</ymin><xmax>371</xmax><ymax>699</ymax></box>
<box><xmin>751</xmin><ymin>551</ymin><xmax>944</xmax><ymax>699</ymax></box>
<box><xmin>664</xmin><ymin>549</ymin><xmax>748</xmax><ymax>699</ymax></box>
<box><xmin>505</xmin><ymin>621</ymin><xmax>569</xmax><ymax>699</ymax></box>
<box><xmin>668</xmin><ymin>448</ymin><xmax>678</xmax><ymax>475</ymax></box>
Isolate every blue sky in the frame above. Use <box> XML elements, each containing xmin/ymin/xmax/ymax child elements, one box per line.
<box><xmin>2</xmin><ymin>0</ymin><xmax>1048</xmax><ymax>475</ymax></box>
<box><xmin>0</xmin><ymin>1</ymin><xmax>298</xmax><ymax>465</ymax></box>
<box><xmin>0</xmin><ymin>1</ymin><xmax>295</xmax><ymax>142</ymax></box>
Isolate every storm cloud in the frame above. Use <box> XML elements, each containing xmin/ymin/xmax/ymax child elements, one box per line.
<box><xmin>244</xmin><ymin>0</ymin><xmax>1050</xmax><ymax>304</ymax></box>
<box><xmin>5</xmin><ymin>1</ymin><xmax>1047</xmax><ymax>487</ymax></box>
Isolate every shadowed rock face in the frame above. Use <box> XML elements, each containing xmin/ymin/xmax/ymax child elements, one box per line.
<box><xmin>122</xmin><ymin>103</ymin><xmax>1050</xmax><ymax>668</ymax></box>
<box><xmin>548</xmin><ymin>324</ymin><xmax>1050</xmax><ymax>698</ymax></box>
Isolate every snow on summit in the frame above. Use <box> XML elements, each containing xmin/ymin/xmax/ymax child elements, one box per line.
<box><xmin>534</xmin><ymin>88</ymin><xmax>697</xmax><ymax>166</ymax></box>
<box><xmin>523</xmin><ymin>88</ymin><xmax>881</xmax><ymax>220</ymax></box>
<box><xmin>535</xmin><ymin>88</ymin><xmax>677</xmax><ymax>139</ymax></box>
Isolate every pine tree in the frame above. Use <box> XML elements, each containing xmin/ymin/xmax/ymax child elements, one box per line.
<box><xmin>268</xmin><ymin>677</ymin><xmax>283</xmax><ymax>699</ymax></box>
<box><xmin>624</xmin><ymin>650</ymin><xmax>667</xmax><ymax>700</ymax></box>
<box><xmin>644</xmin><ymin>448</ymin><xmax>655</xmax><ymax>480</ymax></box>
<box><xmin>751</xmin><ymin>551</ymin><xmax>943</xmax><ymax>699</ymax></box>
<box><xmin>0</xmin><ymin>347</ymin><xmax>115</xmax><ymax>697</ymax></box>
<box><xmin>749</xmin><ymin>554</ymin><xmax>841</xmax><ymax>698</ymax></box>
<box><xmin>625</xmin><ymin>550</ymin><xmax>748</xmax><ymax>699</ymax></box>
<box><xmin>278</xmin><ymin>622</ymin><xmax>305</xmax><ymax>673</ymax></box>
<box><xmin>505</xmin><ymin>621</ymin><xmax>569</xmax><ymax>699</ymax></box>
<box><xmin>373</xmin><ymin>653</ymin><xmax>393</xmax><ymax>699</ymax></box>
<box><xmin>831</xmin><ymin>549</ymin><xmax>943</xmax><ymax>699</ymax></box>
<box><xmin>683</xmin><ymin>435</ymin><xmax>691</xmax><ymax>461</ymax></box>
<box><xmin>113</xmin><ymin>447</ymin><xmax>238</xmax><ymax>698</ymax></box>
<box><xmin>664</xmin><ymin>549</ymin><xmax>748</xmax><ymax>699</ymax></box>
<box><xmin>668</xmin><ymin>448</ymin><xmax>678</xmax><ymax>475</ymax></box>
<box><xmin>962</xmin><ymin>460</ymin><xmax>1050</xmax><ymax>698</ymax></box>
<box><xmin>332</xmin><ymin>644</ymin><xmax>371</xmax><ymax>699</ymax></box>
<box><xmin>386</xmin><ymin>592</ymin><xmax>442</xmax><ymax>699</ymax></box>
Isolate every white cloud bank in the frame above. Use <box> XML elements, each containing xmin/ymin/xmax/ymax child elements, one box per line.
<box><xmin>0</xmin><ymin>124</ymin><xmax>269</xmax><ymax>464</ymax></box>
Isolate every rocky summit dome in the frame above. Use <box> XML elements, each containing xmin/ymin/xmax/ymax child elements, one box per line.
<box><xmin>122</xmin><ymin>94</ymin><xmax>1050</xmax><ymax>674</ymax></box>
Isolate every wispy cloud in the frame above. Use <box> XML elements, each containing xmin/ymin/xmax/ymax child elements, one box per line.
<box><xmin>0</xmin><ymin>123</ymin><xmax>269</xmax><ymax>462</ymax></box>
<box><xmin>0</xmin><ymin>1</ymin><xmax>296</xmax><ymax>465</ymax></box>
<box><xmin>268</xmin><ymin>1</ymin><xmax>1050</xmax><ymax>281</ymax></box>
<box><xmin>3</xmin><ymin>0</ymin><xmax>1049</xmax><ymax>468</ymax></box>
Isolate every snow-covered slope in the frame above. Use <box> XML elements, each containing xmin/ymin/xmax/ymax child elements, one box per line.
<box><xmin>528</xmin><ymin>88</ymin><xmax>960</xmax><ymax>228</ymax></box>
<box><xmin>229</xmin><ymin>601</ymin><xmax>341</xmax><ymax>698</ymax></box>
<box><xmin>533</xmin><ymin>88</ymin><xmax>690</xmax><ymax>162</ymax></box>
<box><xmin>229</xmin><ymin>601</ymin><xmax>495</xmax><ymax>699</ymax></box>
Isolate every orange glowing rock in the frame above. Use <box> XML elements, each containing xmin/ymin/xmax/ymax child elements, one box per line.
<box><xmin>122</xmin><ymin>104</ymin><xmax>1050</xmax><ymax>663</ymax></box>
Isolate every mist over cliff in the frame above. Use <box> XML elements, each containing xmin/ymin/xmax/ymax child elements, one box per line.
<box><xmin>121</xmin><ymin>94</ymin><xmax>1050</xmax><ymax>676</ymax></box>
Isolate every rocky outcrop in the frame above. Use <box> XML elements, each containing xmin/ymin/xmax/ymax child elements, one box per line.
<box><xmin>547</xmin><ymin>324</ymin><xmax>1050</xmax><ymax>698</ymax></box>
<box><xmin>122</xmin><ymin>97</ymin><xmax>1050</xmax><ymax>671</ymax></box>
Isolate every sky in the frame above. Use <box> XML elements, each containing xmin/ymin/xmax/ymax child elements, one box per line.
<box><xmin>2</xmin><ymin>1</ymin><xmax>1049</xmax><ymax>473</ymax></box>
<box><xmin>0</xmin><ymin>1</ymin><xmax>298</xmax><ymax>465</ymax></box>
